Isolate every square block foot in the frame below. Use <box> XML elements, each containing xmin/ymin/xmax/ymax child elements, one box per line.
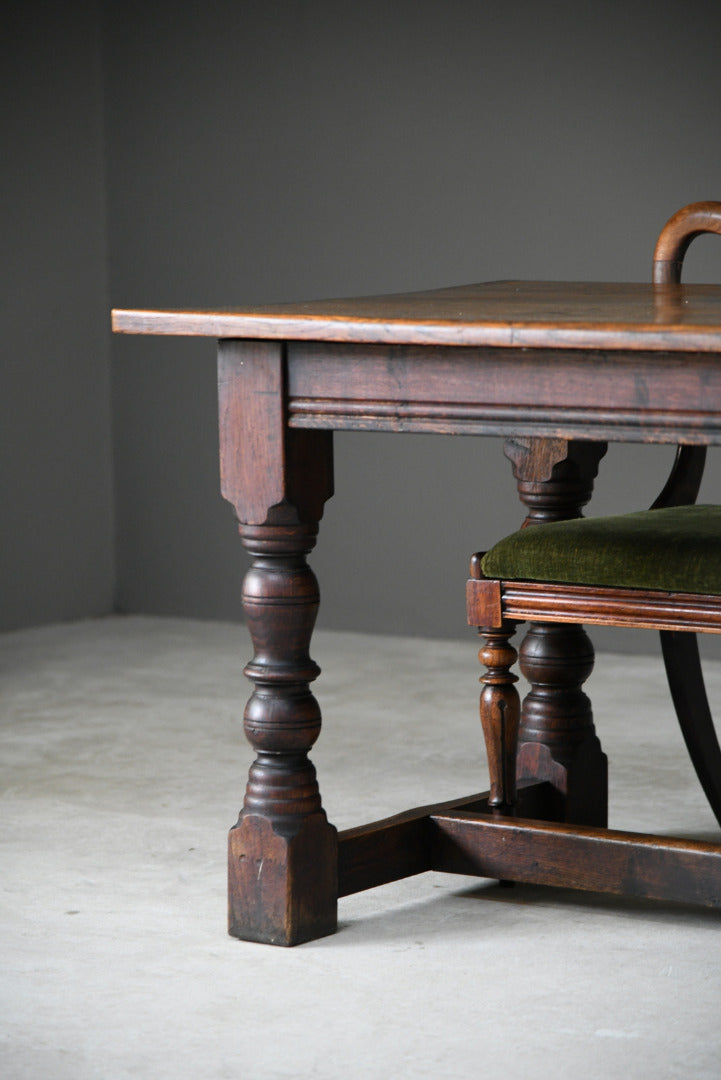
<box><xmin>228</xmin><ymin>812</ymin><xmax>338</xmax><ymax>946</ymax></box>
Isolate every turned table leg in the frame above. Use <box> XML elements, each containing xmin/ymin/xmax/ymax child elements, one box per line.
<box><xmin>219</xmin><ymin>341</ymin><xmax>336</xmax><ymax>945</ymax></box>
<box><xmin>504</xmin><ymin>437</ymin><xmax>609</xmax><ymax>826</ymax></box>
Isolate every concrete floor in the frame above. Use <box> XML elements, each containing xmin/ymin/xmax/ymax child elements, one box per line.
<box><xmin>1</xmin><ymin>616</ymin><xmax>720</xmax><ymax>1079</ymax></box>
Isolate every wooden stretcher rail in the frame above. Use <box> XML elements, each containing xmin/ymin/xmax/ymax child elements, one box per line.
<box><xmin>337</xmin><ymin>782</ymin><xmax>556</xmax><ymax>897</ymax></box>
<box><xmin>430</xmin><ymin>812</ymin><xmax>721</xmax><ymax>908</ymax></box>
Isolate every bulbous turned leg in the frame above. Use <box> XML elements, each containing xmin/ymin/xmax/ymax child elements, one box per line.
<box><xmin>218</xmin><ymin>342</ymin><xmax>337</xmax><ymax>945</ymax></box>
<box><xmin>228</xmin><ymin>521</ymin><xmax>337</xmax><ymax>946</ymax></box>
<box><xmin>517</xmin><ymin>622</ymin><xmax>607</xmax><ymax>826</ymax></box>
<box><xmin>478</xmin><ymin>624</ymin><xmax>520</xmax><ymax>813</ymax></box>
<box><xmin>503</xmin><ymin>437</ymin><xmax>609</xmax><ymax>826</ymax></box>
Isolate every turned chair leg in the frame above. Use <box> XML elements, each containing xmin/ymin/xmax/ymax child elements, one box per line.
<box><xmin>478</xmin><ymin>623</ymin><xmax>520</xmax><ymax>813</ymax></box>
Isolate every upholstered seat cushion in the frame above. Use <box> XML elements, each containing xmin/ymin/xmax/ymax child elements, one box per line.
<box><xmin>481</xmin><ymin>505</ymin><xmax>721</xmax><ymax>595</ymax></box>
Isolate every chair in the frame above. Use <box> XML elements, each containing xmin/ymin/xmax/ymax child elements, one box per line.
<box><xmin>467</xmin><ymin>201</ymin><xmax>721</xmax><ymax>839</ymax></box>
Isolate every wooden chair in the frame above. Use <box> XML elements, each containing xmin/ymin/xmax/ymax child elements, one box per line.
<box><xmin>467</xmin><ymin>202</ymin><xmax>721</xmax><ymax>842</ymax></box>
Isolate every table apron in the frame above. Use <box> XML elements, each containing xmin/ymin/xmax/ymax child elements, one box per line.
<box><xmin>286</xmin><ymin>341</ymin><xmax>721</xmax><ymax>443</ymax></box>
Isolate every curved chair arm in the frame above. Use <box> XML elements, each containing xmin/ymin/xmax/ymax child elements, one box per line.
<box><xmin>653</xmin><ymin>201</ymin><xmax>721</xmax><ymax>828</ymax></box>
<box><xmin>648</xmin><ymin>202</ymin><xmax>721</xmax><ymax>508</ymax></box>
<box><xmin>650</xmin><ymin>446</ymin><xmax>706</xmax><ymax>509</ymax></box>
<box><xmin>653</xmin><ymin>201</ymin><xmax>721</xmax><ymax>284</ymax></box>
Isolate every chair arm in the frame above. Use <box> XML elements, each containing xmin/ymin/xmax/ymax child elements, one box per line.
<box><xmin>652</xmin><ymin>201</ymin><xmax>721</xmax><ymax>284</ymax></box>
<box><xmin>650</xmin><ymin>446</ymin><xmax>707</xmax><ymax>509</ymax></box>
<box><xmin>648</xmin><ymin>202</ymin><xmax>721</xmax><ymax>505</ymax></box>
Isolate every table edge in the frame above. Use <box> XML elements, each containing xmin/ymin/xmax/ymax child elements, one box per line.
<box><xmin>111</xmin><ymin>308</ymin><xmax>721</xmax><ymax>353</ymax></box>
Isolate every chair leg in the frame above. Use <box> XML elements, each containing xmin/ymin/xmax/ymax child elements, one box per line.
<box><xmin>478</xmin><ymin>624</ymin><xmax>520</xmax><ymax>812</ymax></box>
<box><xmin>660</xmin><ymin>630</ymin><xmax>721</xmax><ymax>828</ymax></box>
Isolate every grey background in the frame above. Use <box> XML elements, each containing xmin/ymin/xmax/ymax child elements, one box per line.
<box><xmin>3</xmin><ymin>0</ymin><xmax>721</xmax><ymax>652</ymax></box>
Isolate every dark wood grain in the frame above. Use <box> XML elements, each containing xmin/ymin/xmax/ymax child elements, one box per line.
<box><xmin>503</xmin><ymin>438</ymin><xmax>607</xmax><ymax>526</ymax></box>
<box><xmin>430</xmin><ymin>811</ymin><xmax>721</xmax><ymax>907</ymax></box>
<box><xmin>478</xmin><ymin>628</ymin><xmax>520</xmax><ymax>812</ymax></box>
<box><xmin>337</xmin><ymin>792</ymin><xmax>490</xmax><ymax>897</ymax></box>
<box><xmin>218</xmin><ymin>340</ymin><xmax>333</xmax><ymax>526</ymax></box>
<box><xmin>501</xmin><ymin>440</ymin><xmax>608</xmax><ymax>827</ymax></box>
<box><xmin>468</xmin><ymin>578</ymin><xmax>721</xmax><ymax>634</ymax></box>
<box><xmin>337</xmin><ymin>782</ymin><xmax>557</xmax><ymax>897</ymax></box>
<box><xmin>112</xmin><ymin>279</ymin><xmax>721</xmax><ymax>351</ymax></box>
<box><xmin>285</xmin><ymin>341</ymin><xmax>721</xmax><ymax>444</ymax></box>
<box><xmin>219</xmin><ymin>340</ymin><xmax>338</xmax><ymax>946</ymax></box>
<box><xmin>653</xmin><ymin>201</ymin><xmax>721</xmax><ymax>285</ymax></box>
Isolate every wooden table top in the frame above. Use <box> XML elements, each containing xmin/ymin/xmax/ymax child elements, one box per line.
<box><xmin>112</xmin><ymin>280</ymin><xmax>721</xmax><ymax>352</ymax></box>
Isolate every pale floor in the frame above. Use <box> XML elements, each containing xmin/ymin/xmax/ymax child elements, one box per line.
<box><xmin>1</xmin><ymin>616</ymin><xmax>720</xmax><ymax>1080</ymax></box>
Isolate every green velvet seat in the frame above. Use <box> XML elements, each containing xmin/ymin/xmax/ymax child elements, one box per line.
<box><xmin>481</xmin><ymin>504</ymin><xmax>721</xmax><ymax>596</ymax></box>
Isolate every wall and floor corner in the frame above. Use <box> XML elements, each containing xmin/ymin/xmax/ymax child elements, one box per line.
<box><xmin>3</xmin><ymin>0</ymin><xmax>721</xmax><ymax>649</ymax></box>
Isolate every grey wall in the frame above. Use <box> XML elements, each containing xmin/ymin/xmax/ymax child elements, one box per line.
<box><xmin>105</xmin><ymin>0</ymin><xmax>721</xmax><ymax>646</ymax></box>
<box><xmin>1</xmin><ymin>3</ymin><xmax>114</xmax><ymax>631</ymax></box>
<box><xmin>3</xmin><ymin>1</ymin><xmax>721</xmax><ymax>651</ymax></box>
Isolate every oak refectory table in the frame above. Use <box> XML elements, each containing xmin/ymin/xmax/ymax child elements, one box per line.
<box><xmin>113</xmin><ymin>280</ymin><xmax>721</xmax><ymax>945</ymax></box>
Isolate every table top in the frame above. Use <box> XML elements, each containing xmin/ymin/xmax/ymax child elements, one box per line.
<box><xmin>112</xmin><ymin>280</ymin><xmax>721</xmax><ymax>352</ymax></box>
